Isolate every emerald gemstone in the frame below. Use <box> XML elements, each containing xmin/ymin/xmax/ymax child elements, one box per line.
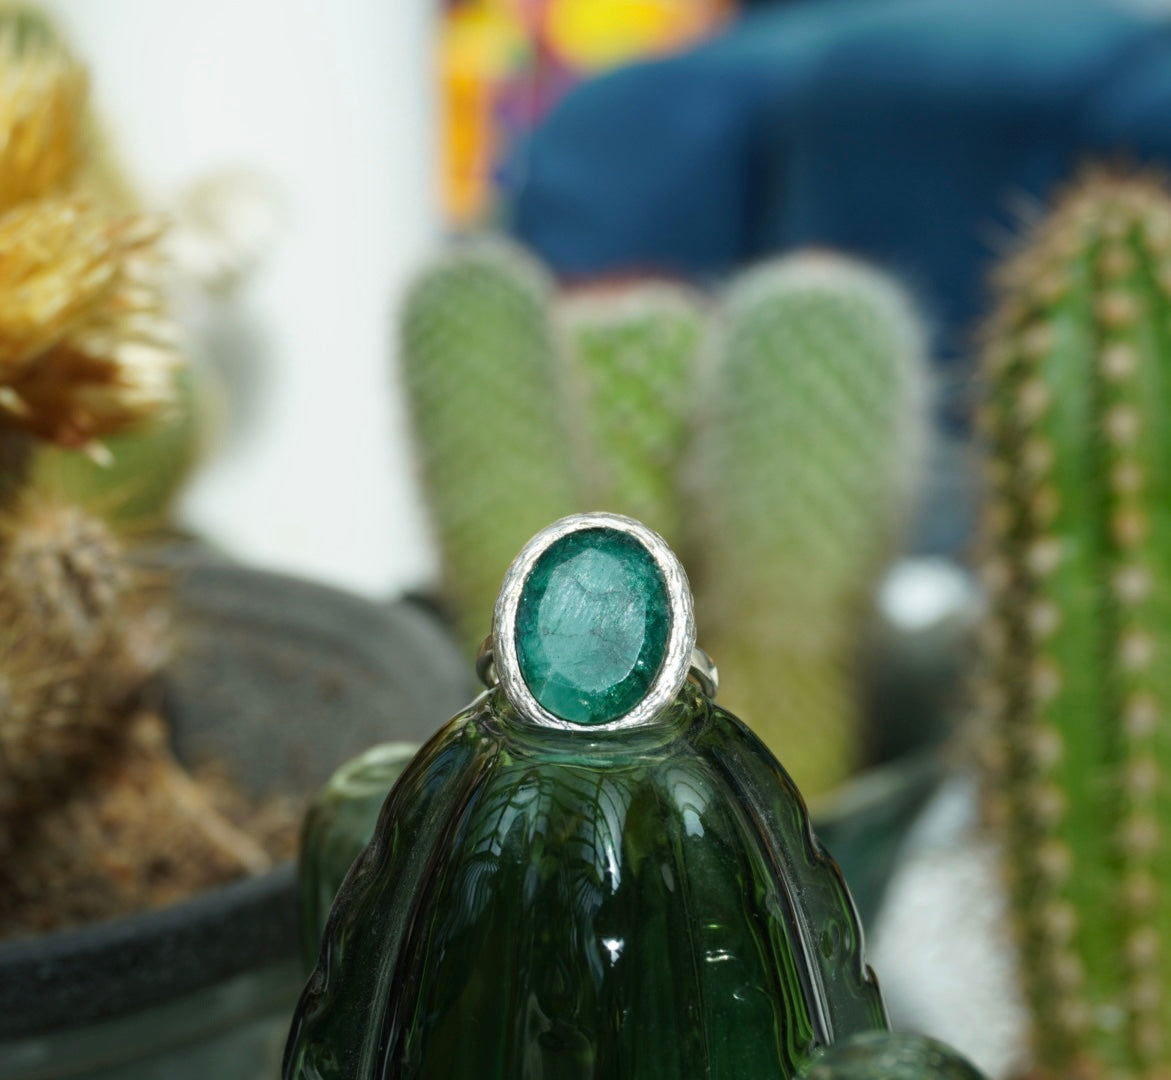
<box><xmin>516</xmin><ymin>527</ymin><xmax>671</xmax><ymax>724</ymax></box>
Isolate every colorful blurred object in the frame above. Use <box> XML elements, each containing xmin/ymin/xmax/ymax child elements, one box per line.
<box><xmin>440</xmin><ymin>0</ymin><xmax>730</xmax><ymax>224</ymax></box>
<box><xmin>504</xmin><ymin>0</ymin><xmax>1171</xmax><ymax>432</ymax></box>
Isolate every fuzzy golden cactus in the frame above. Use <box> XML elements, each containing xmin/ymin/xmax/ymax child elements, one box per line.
<box><xmin>0</xmin><ymin>4</ymin><xmax>172</xmax><ymax>490</ymax></box>
<box><xmin>0</xmin><ymin>5</ymin><xmax>276</xmax><ymax>939</ymax></box>
<box><xmin>0</xmin><ymin>10</ymin><xmax>87</xmax><ymax>213</ymax></box>
<box><xmin>0</xmin><ymin>197</ymin><xmax>177</xmax><ymax>449</ymax></box>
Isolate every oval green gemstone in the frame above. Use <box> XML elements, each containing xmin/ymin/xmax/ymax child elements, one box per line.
<box><xmin>515</xmin><ymin>527</ymin><xmax>672</xmax><ymax>725</ymax></box>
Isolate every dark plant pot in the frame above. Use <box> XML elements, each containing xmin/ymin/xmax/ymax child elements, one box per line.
<box><xmin>0</xmin><ymin>553</ymin><xmax>472</xmax><ymax>1080</ymax></box>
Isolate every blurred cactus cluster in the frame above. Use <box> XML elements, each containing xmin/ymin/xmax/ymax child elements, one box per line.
<box><xmin>402</xmin><ymin>241</ymin><xmax>929</xmax><ymax>795</ymax></box>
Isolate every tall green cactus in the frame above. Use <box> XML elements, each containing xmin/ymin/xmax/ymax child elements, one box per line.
<box><xmin>696</xmin><ymin>253</ymin><xmax>928</xmax><ymax>796</ymax></box>
<box><xmin>401</xmin><ymin>241</ymin><xmax>580</xmax><ymax>650</ymax></box>
<box><xmin>978</xmin><ymin>172</ymin><xmax>1171</xmax><ymax>1078</ymax></box>
<box><xmin>557</xmin><ymin>283</ymin><xmax>705</xmax><ymax>545</ymax></box>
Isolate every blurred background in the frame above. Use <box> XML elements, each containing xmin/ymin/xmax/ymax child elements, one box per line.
<box><xmin>8</xmin><ymin>2</ymin><xmax>1171</xmax><ymax>1076</ymax></box>
<box><xmin>39</xmin><ymin>0</ymin><xmax>1171</xmax><ymax>596</ymax></box>
<box><xmin>36</xmin><ymin>0</ymin><xmax>734</xmax><ymax>598</ymax></box>
<box><xmin>41</xmin><ymin>0</ymin><xmax>439</xmax><ymax>597</ymax></box>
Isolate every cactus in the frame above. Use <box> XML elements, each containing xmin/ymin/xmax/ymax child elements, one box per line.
<box><xmin>286</xmin><ymin>679</ymin><xmax>889</xmax><ymax>1079</ymax></box>
<box><xmin>0</xmin><ymin>7</ymin><xmax>273</xmax><ymax>937</ymax></box>
<box><xmin>403</xmin><ymin>245</ymin><xmax>931</xmax><ymax>789</ymax></box>
<box><xmin>31</xmin><ymin>363</ymin><xmax>207</xmax><ymax>528</ymax></box>
<box><xmin>977</xmin><ymin>172</ymin><xmax>1171</xmax><ymax>1078</ymax></box>
<box><xmin>401</xmin><ymin>241</ymin><xmax>580</xmax><ymax>650</ymax></box>
<box><xmin>0</xmin><ymin>6</ymin><xmax>86</xmax><ymax>212</ymax></box>
<box><xmin>696</xmin><ymin>253</ymin><xmax>928</xmax><ymax>796</ymax></box>
<box><xmin>556</xmin><ymin>282</ymin><xmax>705</xmax><ymax>545</ymax></box>
<box><xmin>0</xmin><ymin>494</ymin><xmax>275</xmax><ymax>932</ymax></box>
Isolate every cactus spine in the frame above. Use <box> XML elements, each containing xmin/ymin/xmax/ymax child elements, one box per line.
<box><xmin>557</xmin><ymin>283</ymin><xmax>705</xmax><ymax>545</ymax></box>
<box><xmin>978</xmin><ymin>173</ymin><xmax>1171</xmax><ymax>1078</ymax></box>
<box><xmin>401</xmin><ymin>241</ymin><xmax>580</xmax><ymax>649</ymax></box>
<box><xmin>696</xmin><ymin>253</ymin><xmax>927</xmax><ymax>796</ymax></box>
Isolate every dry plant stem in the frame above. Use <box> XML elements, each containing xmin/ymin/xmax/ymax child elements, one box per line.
<box><xmin>159</xmin><ymin>745</ymin><xmax>271</xmax><ymax>876</ymax></box>
<box><xmin>979</xmin><ymin>172</ymin><xmax>1171</xmax><ymax>1080</ymax></box>
<box><xmin>0</xmin><ymin>497</ymin><xmax>164</xmax><ymax>817</ymax></box>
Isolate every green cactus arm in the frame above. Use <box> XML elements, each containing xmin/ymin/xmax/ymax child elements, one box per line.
<box><xmin>284</xmin><ymin>711</ymin><xmax>503</xmax><ymax>1080</ymax></box>
<box><xmin>556</xmin><ymin>283</ymin><xmax>706</xmax><ymax>547</ymax></box>
<box><xmin>400</xmin><ymin>240</ymin><xmax>582</xmax><ymax>650</ymax></box>
<box><xmin>696</xmin><ymin>253</ymin><xmax>928</xmax><ymax>796</ymax></box>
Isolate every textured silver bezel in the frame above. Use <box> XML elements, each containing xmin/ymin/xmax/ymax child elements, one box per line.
<box><xmin>492</xmin><ymin>512</ymin><xmax>697</xmax><ymax>732</ymax></box>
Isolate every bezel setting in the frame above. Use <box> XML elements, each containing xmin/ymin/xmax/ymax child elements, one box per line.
<box><xmin>492</xmin><ymin>512</ymin><xmax>698</xmax><ymax>732</ymax></box>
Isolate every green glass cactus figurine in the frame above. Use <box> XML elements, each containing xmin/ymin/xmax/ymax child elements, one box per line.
<box><xmin>286</xmin><ymin>513</ymin><xmax>889</xmax><ymax>1080</ymax></box>
<box><xmin>797</xmin><ymin>1032</ymin><xmax>987</xmax><ymax>1080</ymax></box>
<box><xmin>297</xmin><ymin>741</ymin><xmax>419</xmax><ymax>967</ymax></box>
<box><xmin>400</xmin><ymin>241</ymin><xmax>581</xmax><ymax>650</ymax></box>
<box><xmin>696</xmin><ymin>254</ymin><xmax>928</xmax><ymax>796</ymax></box>
<box><xmin>977</xmin><ymin>172</ymin><xmax>1171</xmax><ymax>1078</ymax></box>
<box><xmin>557</xmin><ymin>283</ymin><xmax>706</xmax><ymax>544</ymax></box>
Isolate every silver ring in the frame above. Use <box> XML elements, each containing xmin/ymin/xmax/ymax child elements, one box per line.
<box><xmin>481</xmin><ymin>512</ymin><xmax>716</xmax><ymax>732</ymax></box>
<box><xmin>477</xmin><ymin>639</ymin><xmax>719</xmax><ymax>702</ymax></box>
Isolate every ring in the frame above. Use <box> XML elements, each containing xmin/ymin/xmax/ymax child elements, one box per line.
<box><xmin>477</xmin><ymin>640</ymin><xmax>719</xmax><ymax>702</ymax></box>
<box><xmin>478</xmin><ymin>512</ymin><xmax>718</xmax><ymax>731</ymax></box>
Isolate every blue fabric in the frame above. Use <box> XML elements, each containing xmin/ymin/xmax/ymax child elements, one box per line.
<box><xmin>507</xmin><ymin>0</ymin><xmax>1171</xmax><ymax>372</ymax></box>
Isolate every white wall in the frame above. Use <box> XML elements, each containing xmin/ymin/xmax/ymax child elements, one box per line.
<box><xmin>43</xmin><ymin>0</ymin><xmax>440</xmax><ymax>599</ymax></box>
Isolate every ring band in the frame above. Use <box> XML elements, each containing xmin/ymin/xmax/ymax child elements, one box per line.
<box><xmin>477</xmin><ymin>636</ymin><xmax>718</xmax><ymax>702</ymax></box>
